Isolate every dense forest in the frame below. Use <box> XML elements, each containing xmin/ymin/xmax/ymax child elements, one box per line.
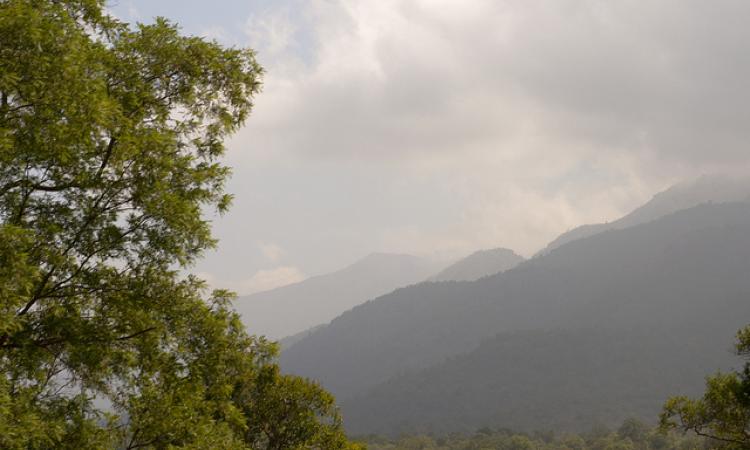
<box><xmin>356</xmin><ymin>419</ymin><xmax>706</xmax><ymax>450</ymax></box>
<box><xmin>357</xmin><ymin>324</ymin><xmax>750</xmax><ymax>449</ymax></box>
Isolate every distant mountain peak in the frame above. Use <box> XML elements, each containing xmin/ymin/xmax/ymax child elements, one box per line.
<box><xmin>353</xmin><ymin>252</ymin><xmax>421</xmax><ymax>265</ymax></box>
<box><xmin>234</xmin><ymin>252</ymin><xmax>445</xmax><ymax>340</ymax></box>
<box><xmin>430</xmin><ymin>247</ymin><xmax>524</xmax><ymax>282</ymax></box>
<box><xmin>281</xmin><ymin>202</ymin><xmax>750</xmax><ymax>434</ymax></box>
<box><xmin>537</xmin><ymin>174</ymin><xmax>750</xmax><ymax>255</ymax></box>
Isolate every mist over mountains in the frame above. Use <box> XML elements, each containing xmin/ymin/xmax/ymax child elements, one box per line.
<box><xmin>235</xmin><ymin>245</ymin><xmax>525</xmax><ymax>341</ymax></box>
<box><xmin>277</xmin><ymin>177</ymin><xmax>750</xmax><ymax>435</ymax></box>
<box><xmin>234</xmin><ymin>253</ymin><xmax>443</xmax><ymax>340</ymax></box>
<box><xmin>430</xmin><ymin>248</ymin><xmax>524</xmax><ymax>282</ymax></box>
<box><xmin>539</xmin><ymin>175</ymin><xmax>750</xmax><ymax>254</ymax></box>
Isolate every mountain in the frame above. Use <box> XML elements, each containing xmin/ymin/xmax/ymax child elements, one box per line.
<box><xmin>538</xmin><ymin>174</ymin><xmax>750</xmax><ymax>254</ymax></box>
<box><xmin>430</xmin><ymin>248</ymin><xmax>524</xmax><ymax>282</ymax></box>
<box><xmin>234</xmin><ymin>253</ymin><xmax>443</xmax><ymax>340</ymax></box>
<box><xmin>281</xmin><ymin>202</ymin><xmax>750</xmax><ymax>433</ymax></box>
<box><xmin>278</xmin><ymin>324</ymin><xmax>325</xmax><ymax>349</ymax></box>
<box><xmin>343</xmin><ymin>327</ymin><xmax>732</xmax><ymax>435</ymax></box>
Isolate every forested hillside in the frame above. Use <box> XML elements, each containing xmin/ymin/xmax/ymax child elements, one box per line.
<box><xmin>430</xmin><ymin>248</ymin><xmax>524</xmax><ymax>282</ymax></box>
<box><xmin>343</xmin><ymin>328</ymin><xmax>730</xmax><ymax>434</ymax></box>
<box><xmin>282</xmin><ymin>202</ymin><xmax>750</xmax><ymax>433</ymax></box>
<box><xmin>539</xmin><ymin>175</ymin><xmax>750</xmax><ymax>254</ymax></box>
<box><xmin>358</xmin><ymin>418</ymin><xmax>707</xmax><ymax>449</ymax></box>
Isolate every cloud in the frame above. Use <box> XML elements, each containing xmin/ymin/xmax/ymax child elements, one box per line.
<box><xmin>200</xmin><ymin>25</ymin><xmax>230</xmax><ymax>42</ymax></box>
<box><xmin>245</xmin><ymin>8</ymin><xmax>296</xmax><ymax>58</ymax></box>
<box><xmin>238</xmin><ymin>0</ymin><xmax>750</xmax><ymax>167</ymax></box>
<box><xmin>258</xmin><ymin>241</ymin><xmax>285</xmax><ymax>263</ymax></box>
<box><xmin>238</xmin><ymin>266</ymin><xmax>307</xmax><ymax>295</ymax></box>
<box><xmin>197</xmin><ymin>0</ymin><xmax>750</xmax><ymax>278</ymax></box>
<box><xmin>197</xmin><ymin>266</ymin><xmax>307</xmax><ymax>296</ymax></box>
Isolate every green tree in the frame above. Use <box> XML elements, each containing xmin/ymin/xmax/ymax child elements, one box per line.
<box><xmin>0</xmin><ymin>1</ymin><xmax>357</xmax><ymax>448</ymax></box>
<box><xmin>358</xmin><ymin>420</ymin><xmax>707</xmax><ymax>450</ymax></box>
<box><xmin>239</xmin><ymin>364</ymin><xmax>359</xmax><ymax>450</ymax></box>
<box><xmin>617</xmin><ymin>418</ymin><xmax>648</xmax><ymax>448</ymax></box>
<box><xmin>660</xmin><ymin>325</ymin><xmax>750</xmax><ymax>449</ymax></box>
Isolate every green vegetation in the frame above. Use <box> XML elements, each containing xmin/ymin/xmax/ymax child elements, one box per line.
<box><xmin>661</xmin><ymin>325</ymin><xmax>750</xmax><ymax>449</ymax></box>
<box><xmin>354</xmin><ymin>324</ymin><xmax>749</xmax><ymax>450</ymax></box>
<box><xmin>0</xmin><ymin>1</ymin><xmax>357</xmax><ymax>448</ymax></box>
<box><xmin>283</xmin><ymin>203</ymin><xmax>750</xmax><ymax>420</ymax></box>
<box><xmin>356</xmin><ymin>418</ymin><xmax>706</xmax><ymax>450</ymax></box>
<box><xmin>1</xmin><ymin>1</ymin><xmax>748</xmax><ymax>449</ymax></box>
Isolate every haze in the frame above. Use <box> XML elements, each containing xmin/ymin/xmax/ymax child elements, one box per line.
<box><xmin>110</xmin><ymin>0</ymin><xmax>750</xmax><ymax>296</ymax></box>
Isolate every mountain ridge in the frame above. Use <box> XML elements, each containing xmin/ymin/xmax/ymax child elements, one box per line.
<box><xmin>234</xmin><ymin>252</ymin><xmax>444</xmax><ymax>340</ymax></box>
<box><xmin>281</xmin><ymin>201</ymin><xmax>750</xmax><ymax>424</ymax></box>
<box><xmin>537</xmin><ymin>174</ymin><xmax>750</xmax><ymax>255</ymax></box>
<box><xmin>430</xmin><ymin>248</ymin><xmax>524</xmax><ymax>282</ymax></box>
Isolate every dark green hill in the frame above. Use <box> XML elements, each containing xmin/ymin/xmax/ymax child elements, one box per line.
<box><xmin>282</xmin><ymin>203</ymin><xmax>750</xmax><ymax>400</ymax></box>
<box><xmin>281</xmin><ymin>203</ymin><xmax>750</xmax><ymax>434</ymax></box>
<box><xmin>342</xmin><ymin>327</ymin><xmax>735</xmax><ymax>434</ymax></box>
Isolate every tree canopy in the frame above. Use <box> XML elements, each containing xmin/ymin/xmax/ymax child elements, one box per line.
<box><xmin>357</xmin><ymin>418</ymin><xmax>707</xmax><ymax>450</ymax></box>
<box><xmin>0</xmin><ymin>1</ymin><xmax>358</xmax><ymax>448</ymax></box>
<box><xmin>660</xmin><ymin>325</ymin><xmax>750</xmax><ymax>449</ymax></box>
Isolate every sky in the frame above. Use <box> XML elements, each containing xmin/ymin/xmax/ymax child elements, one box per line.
<box><xmin>109</xmin><ymin>0</ymin><xmax>750</xmax><ymax>295</ymax></box>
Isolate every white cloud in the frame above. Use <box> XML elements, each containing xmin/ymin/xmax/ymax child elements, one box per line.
<box><xmin>238</xmin><ymin>266</ymin><xmax>307</xmax><ymax>295</ymax></box>
<box><xmin>244</xmin><ymin>6</ymin><xmax>300</xmax><ymax>71</ymax></box>
<box><xmin>197</xmin><ymin>266</ymin><xmax>307</xmax><ymax>296</ymax></box>
<box><xmin>200</xmin><ymin>25</ymin><xmax>230</xmax><ymax>43</ymax></box>
<box><xmin>258</xmin><ymin>241</ymin><xmax>285</xmax><ymax>263</ymax></box>
<box><xmin>198</xmin><ymin>0</ymin><xmax>750</xmax><ymax>279</ymax></box>
<box><xmin>240</xmin><ymin>0</ymin><xmax>750</xmax><ymax>167</ymax></box>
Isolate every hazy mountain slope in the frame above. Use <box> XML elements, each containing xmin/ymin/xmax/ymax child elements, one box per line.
<box><xmin>278</xmin><ymin>324</ymin><xmax>325</xmax><ymax>349</ymax></box>
<box><xmin>234</xmin><ymin>253</ymin><xmax>442</xmax><ymax>340</ymax></box>
<box><xmin>430</xmin><ymin>248</ymin><xmax>524</xmax><ymax>282</ymax></box>
<box><xmin>281</xmin><ymin>202</ymin><xmax>750</xmax><ymax>404</ymax></box>
<box><xmin>343</xmin><ymin>326</ymin><xmax>737</xmax><ymax>435</ymax></box>
<box><xmin>539</xmin><ymin>175</ymin><xmax>750</xmax><ymax>254</ymax></box>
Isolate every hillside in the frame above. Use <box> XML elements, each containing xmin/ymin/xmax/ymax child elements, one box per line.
<box><xmin>343</xmin><ymin>327</ymin><xmax>734</xmax><ymax>434</ymax></box>
<box><xmin>538</xmin><ymin>174</ymin><xmax>750</xmax><ymax>254</ymax></box>
<box><xmin>281</xmin><ymin>202</ymin><xmax>750</xmax><ymax>424</ymax></box>
<box><xmin>234</xmin><ymin>253</ymin><xmax>443</xmax><ymax>340</ymax></box>
<box><xmin>430</xmin><ymin>248</ymin><xmax>524</xmax><ymax>282</ymax></box>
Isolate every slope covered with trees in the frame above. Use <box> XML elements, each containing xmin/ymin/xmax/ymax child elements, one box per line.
<box><xmin>358</xmin><ymin>418</ymin><xmax>708</xmax><ymax>450</ymax></box>
<box><xmin>282</xmin><ymin>202</ymin><xmax>750</xmax><ymax>433</ymax></box>
<box><xmin>538</xmin><ymin>175</ymin><xmax>750</xmax><ymax>255</ymax></box>
<box><xmin>343</xmin><ymin>328</ymin><xmax>730</xmax><ymax>434</ymax></box>
<box><xmin>430</xmin><ymin>248</ymin><xmax>524</xmax><ymax>282</ymax></box>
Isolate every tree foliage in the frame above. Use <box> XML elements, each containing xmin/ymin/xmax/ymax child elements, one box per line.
<box><xmin>358</xmin><ymin>418</ymin><xmax>706</xmax><ymax>450</ymax></box>
<box><xmin>0</xmin><ymin>1</ymin><xmax>357</xmax><ymax>448</ymax></box>
<box><xmin>660</xmin><ymin>325</ymin><xmax>750</xmax><ymax>449</ymax></box>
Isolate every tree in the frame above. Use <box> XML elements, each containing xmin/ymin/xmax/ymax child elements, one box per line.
<box><xmin>239</xmin><ymin>364</ymin><xmax>356</xmax><ymax>450</ymax></box>
<box><xmin>660</xmin><ymin>325</ymin><xmax>750</xmax><ymax>449</ymax></box>
<box><xmin>0</xmin><ymin>1</ymin><xmax>357</xmax><ymax>448</ymax></box>
<box><xmin>617</xmin><ymin>418</ymin><xmax>648</xmax><ymax>447</ymax></box>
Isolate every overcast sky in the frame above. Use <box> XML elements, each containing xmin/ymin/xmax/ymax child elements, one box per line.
<box><xmin>110</xmin><ymin>0</ymin><xmax>750</xmax><ymax>295</ymax></box>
